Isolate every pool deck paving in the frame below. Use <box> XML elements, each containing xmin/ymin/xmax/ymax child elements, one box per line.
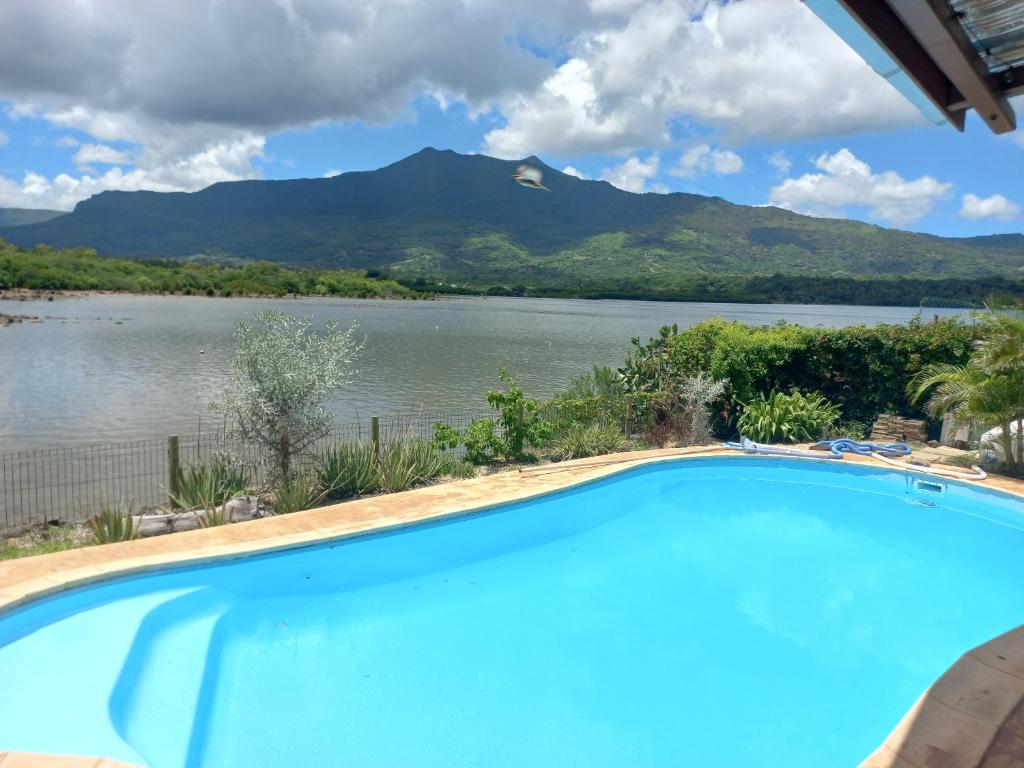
<box><xmin>0</xmin><ymin>446</ymin><xmax>1022</xmax><ymax>768</ymax></box>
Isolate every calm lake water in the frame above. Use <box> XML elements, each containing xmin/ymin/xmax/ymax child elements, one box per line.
<box><xmin>0</xmin><ymin>295</ymin><xmax>964</xmax><ymax>450</ymax></box>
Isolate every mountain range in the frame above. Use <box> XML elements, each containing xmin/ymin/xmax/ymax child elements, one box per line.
<box><xmin>2</xmin><ymin>148</ymin><xmax>1022</xmax><ymax>303</ymax></box>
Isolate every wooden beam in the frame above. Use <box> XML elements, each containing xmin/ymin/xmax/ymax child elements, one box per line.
<box><xmin>888</xmin><ymin>0</ymin><xmax>1017</xmax><ymax>132</ymax></box>
<box><xmin>838</xmin><ymin>0</ymin><xmax>967</xmax><ymax>130</ymax></box>
<box><xmin>947</xmin><ymin>65</ymin><xmax>1024</xmax><ymax>111</ymax></box>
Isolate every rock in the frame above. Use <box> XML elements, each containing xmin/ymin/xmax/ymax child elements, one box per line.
<box><xmin>927</xmin><ymin>440</ymin><xmax>940</xmax><ymax>448</ymax></box>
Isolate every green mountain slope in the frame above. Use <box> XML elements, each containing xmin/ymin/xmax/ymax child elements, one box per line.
<box><xmin>2</xmin><ymin>148</ymin><xmax>1022</xmax><ymax>299</ymax></box>
<box><xmin>0</xmin><ymin>208</ymin><xmax>66</xmax><ymax>227</ymax></box>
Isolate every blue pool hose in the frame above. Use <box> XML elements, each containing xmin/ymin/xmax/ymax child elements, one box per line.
<box><xmin>723</xmin><ymin>437</ymin><xmax>912</xmax><ymax>459</ymax></box>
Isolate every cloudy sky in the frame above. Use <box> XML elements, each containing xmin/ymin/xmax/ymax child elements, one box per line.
<box><xmin>0</xmin><ymin>0</ymin><xmax>1021</xmax><ymax>237</ymax></box>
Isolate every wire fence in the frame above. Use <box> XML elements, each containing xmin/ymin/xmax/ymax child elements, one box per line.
<box><xmin>0</xmin><ymin>410</ymin><xmax>494</xmax><ymax>531</ymax></box>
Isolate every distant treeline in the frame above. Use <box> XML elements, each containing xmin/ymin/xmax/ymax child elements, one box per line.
<box><xmin>3</xmin><ymin>240</ymin><xmax>1020</xmax><ymax>308</ymax></box>
<box><xmin>0</xmin><ymin>242</ymin><xmax>425</xmax><ymax>299</ymax></box>
<box><xmin>399</xmin><ymin>273</ymin><xmax>1024</xmax><ymax>307</ymax></box>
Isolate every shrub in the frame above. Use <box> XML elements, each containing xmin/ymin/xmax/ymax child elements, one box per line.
<box><xmin>213</xmin><ymin>310</ymin><xmax>363</xmax><ymax>485</ymax></box>
<box><xmin>89</xmin><ymin>501</ymin><xmax>138</xmax><ymax>544</ymax></box>
<box><xmin>168</xmin><ymin>455</ymin><xmax>249</xmax><ymax>510</ymax></box>
<box><xmin>316</xmin><ymin>442</ymin><xmax>378</xmax><ymax>498</ymax></box>
<box><xmin>461</xmin><ymin>418</ymin><xmax>502</xmax><ymax>464</ymax></box>
<box><xmin>624</xmin><ymin>318</ymin><xmax>976</xmax><ymax>431</ymax></box>
<box><xmin>486</xmin><ymin>369</ymin><xmax>553</xmax><ymax>461</ymax></box>
<box><xmin>439</xmin><ymin>455</ymin><xmax>477</xmax><ymax>479</ymax></box>
<box><xmin>542</xmin><ymin>366</ymin><xmax>628</xmax><ymax>432</ymax></box>
<box><xmin>432</xmin><ymin>371</ymin><xmax>551</xmax><ymax>464</ymax></box>
<box><xmin>737</xmin><ymin>390</ymin><xmax>841</xmax><ymax>444</ymax></box>
<box><xmin>549</xmin><ymin>423</ymin><xmax>626</xmax><ymax>460</ymax></box>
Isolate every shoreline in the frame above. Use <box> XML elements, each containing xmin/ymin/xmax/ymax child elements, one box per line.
<box><xmin>0</xmin><ymin>287</ymin><xmax>430</xmax><ymax>303</ymax></box>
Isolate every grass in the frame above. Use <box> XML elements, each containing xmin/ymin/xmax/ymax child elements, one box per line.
<box><xmin>0</xmin><ymin>526</ymin><xmax>84</xmax><ymax>560</ymax></box>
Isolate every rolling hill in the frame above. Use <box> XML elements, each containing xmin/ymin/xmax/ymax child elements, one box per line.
<box><xmin>2</xmin><ymin>148</ymin><xmax>1022</xmax><ymax>304</ymax></box>
<box><xmin>0</xmin><ymin>208</ymin><xmax>66</xmax><ymax>227</ymax></box>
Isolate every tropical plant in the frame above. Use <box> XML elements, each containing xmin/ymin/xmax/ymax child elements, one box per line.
<box><xmin>549</xmin><ymin>423</ymin><xmax>626</xmax><ymax>460</ymax></box>
<box><xmin>167</xmin><ymin>455</ymin><xmax>250</xmax><ymax>510</ymax></box>
<box><xmin>909</xmin><ymin>301</ymin><xmax>1024</xmax><ymax>473</ymax></box>
<box><xmin>212</xmin><ymin>310</ymin><xmax>362</xmax><ymax>484</ymax></box>
<box><xmin>316</xmin><ymin>441</ymin><xmax>378</xmax><ymax>498</ymax></box>
<box><xmin>271</xmin><ymin>473</ymin><xmax>327</xmax><ymax>515</ymax></box>
<box><xmin>737</xmin><ymin>390</ymin><xmax>841</xmax><ymax>444</ymax></box>
<box><xmin>89</xmin><ymin>501</ymin><xmax>138</xmax><ymax>544</ymax></box>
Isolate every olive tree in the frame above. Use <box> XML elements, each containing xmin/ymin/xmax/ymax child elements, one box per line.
<box><xmin>213</xmin><ymin>310</ymin><xmax>362</xmax><ymax>483</ymax></box>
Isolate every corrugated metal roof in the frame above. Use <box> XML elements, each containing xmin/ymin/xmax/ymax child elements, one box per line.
<box><xmin>950</xmin><ymin>0</ymin><xmax>1024</xmax><ymax>74</ymax></box>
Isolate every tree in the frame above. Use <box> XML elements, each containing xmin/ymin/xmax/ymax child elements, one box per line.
<box><xmin>909</xmin><ymin>301</ymin><xmax>1024</xmax><ymax>474</ymax></box>
<box><xmin>213</xmin><ymin>310</ymin><xmax>362</xmax><ymax>482</ymax></box>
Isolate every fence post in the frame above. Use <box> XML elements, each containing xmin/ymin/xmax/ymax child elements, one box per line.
<box><xmin>167</xmin><ymin>435</ymin><xmax>181</xmax><ymax>507</ymax></box>
<box><xmin>624</xmin><ymin>399</ymin><xmax>633</xmax><ymax>438</ymax></box>
<box><xmin>371</xmin><ymin>417</ymin><xmax>380</xmax><ymax>460</ymax></box>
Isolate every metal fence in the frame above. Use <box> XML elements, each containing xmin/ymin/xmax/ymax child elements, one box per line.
<box><xmin>0</xmin><ymin>410</ymin><xmax>492</xmax><ymax>531</ymax></box>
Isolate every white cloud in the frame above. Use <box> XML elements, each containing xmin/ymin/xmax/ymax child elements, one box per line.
<box><xmin>0</xmin><ymin>129</ymin><xmax>7</xmax><ymax>146</ymax></box>
<box><xmin>0</xmin><ymin>130</ymin><xmax>265</xmax><ymax>210</ymax></box>
<box><xmin>600</xmin><ymin>153</ymin><xmax>665</xmax><ymax>193</ymax></box>
<box><xmin>73</xmin><ymin>143</ymin><xmax>132</xmax><ymax>166</ymax></box>
<box><xmin>561</xmin><ymin>165</ymin><xmax>588</xmax><ymax>179</ymax></box>
<box><xmin>767</xmin><ymin>150</ymin><xmax>791</xmax><ymax>175</ymax></box>
<box><xmin>768</xmin><ymin>148</ymin><xmax>952</xmax><ymax>226</ymax></box>
<box><xmin>671</xmin><ymin>144</ymin><xmax>743</xmax><ymax>178</ymax></box>
<box><xmin>54</xmin><ymin>135</ymin><xmax>79</xmax><ymax>147</ymax></box>
<box><xmin>485</xmin><ymin>0</ymin><xmax>920</xmax><ymax>157</ymax></box>
<box><xmin>323</xmin><ymin>169</ymin><xmax>343</xmax><ymax>178</ymax></box>
<box><xmin>959</xmin><ymin>193</ymin><xmax>1021</xmax><ymax>221</ymax></box>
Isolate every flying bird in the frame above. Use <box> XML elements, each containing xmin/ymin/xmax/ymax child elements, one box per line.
<box><xmin>512</xmin><ymin>164</ymin><xmax>549</xmax><ymax>191</ymax></box>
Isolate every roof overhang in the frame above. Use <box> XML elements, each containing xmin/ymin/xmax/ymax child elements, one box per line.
<box><xmin>806</xmin><ymin>0</ymin><xmax>1024</xmax><ymax>133</ymax></box>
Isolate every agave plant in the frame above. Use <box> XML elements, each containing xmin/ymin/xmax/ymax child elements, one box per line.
<box><xmin>271</xmin><ymin>473</ymin><xmax>328</xmax><ymax>515</ymax></box>
<box><xmin>315</xmin><ymin>441</ymin><xmax>378</xmax><ymax>498</ymax></box>
<box><xmin>549</xmin><ymin>423</ymin><xmax>626</xmax><ymax>461</ymax></box>
<box><xmin>89</xmin><ymin>501</ymin><xmax>138</xmax><ymax>544</ymax></box>
<box><xmin>168</xmin><ymin>455</ymin><xmax>250</xmax><ymax>510</ymax></box>
<box><xmin>376</xmin><ymin>435</ymin><xmax>445</xmax><ymax>493</ymax></box>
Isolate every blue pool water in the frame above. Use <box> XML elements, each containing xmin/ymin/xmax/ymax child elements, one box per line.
<box><xmin>0</xmin><ymin>458</ymin><xmax>1022</xmax><ymax>768</ymax></box>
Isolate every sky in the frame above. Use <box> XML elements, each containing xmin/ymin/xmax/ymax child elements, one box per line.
<box><xmin>0</xmin><ymin>0</ymin><xmax>1021</xmax><ymax>238</ymax></box>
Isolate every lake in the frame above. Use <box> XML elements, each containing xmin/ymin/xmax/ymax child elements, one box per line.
<box><xmin>0</xmin><ymin>295</ymin><xmax>963</xmax><ymax>450</ymax></box>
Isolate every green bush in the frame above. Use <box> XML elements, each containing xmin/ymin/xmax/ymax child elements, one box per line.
<box><xmin>439</xmin><ymin>455</ymin><xmax>477</xmax><ymax>479</ymax></box>
<box><xmin>89</xmin><ymin>501</ymin><xmax>138</xmax><ymax>544</ymax></box>
<box><xmin>316</xmin><ymin>441</ymin><xmax>378</xmax><ymax>498</ymax></box>
<box><xmin>542</xmin><ymin>366</ymin><xmax>627</xmax><ymax>432</ymax></box>
<box><xmin>487</xmin><ymin>370</ymin><xmax>553</xmax><ymax>461</ymax></box>
<box><xmin>627</xmin><ymin>318</ymin><xmax>975</xmax><ymax>430</ymax></box>
<box><xmin>168</xmin><ymin>455</ymin><xmax>250</xmax><ymax>510</ymax></box>
<box><xmin>549</xmin><ymin>423</ymin><xmax>627</xmax><ymax>461</ymax></box>
<box><xmin>432</xmin><ymin>371</ymin><xmax>551</xmax><ymax>464</ymax></box>
<box><xmin>737</xmin><ymin>391</ymin><xmax>841</xmax><ymax>444</ymax></box>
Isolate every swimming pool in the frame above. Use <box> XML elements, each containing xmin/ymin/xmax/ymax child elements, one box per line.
<box><xmin>1</xmin><ymin>457</ymin><xmax>1022</xmax><ymax>768</ymax></box>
